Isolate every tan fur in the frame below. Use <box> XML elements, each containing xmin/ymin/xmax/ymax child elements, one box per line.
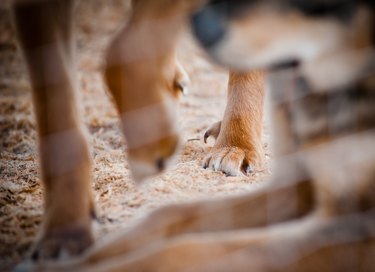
<box><xmin>21</xmin><ymin>81</ymin><xmax>375</xmax><ymax>270</ymax></box>
<box><xmin>208</xmin><ymin>5</ymin><xmax>374</xmax><ymax>90</ymax></box>
<box><xmin>13</xmin><ymin>0</ymin><xmax>263</xmax><ymax>259</ymax></box>
<box><xmin>11</xmin><ymin>0</ymin><xmax>201</xmax><ymax>260</ymax></box>
<box><xmin>12</xmin><ymin>0</ymin><xmax>265</xmax><ymax>261</ymax></box>
<box><xmin>15</xmin><ymin>1</ymin><xmax>375</xmax><ymax>271</ymax></box>
<box><xmin>12</xmin><ymin>0</ymin><xmax>94</xmax><ymax>259</ymax></box>
<box><xmin>204</xmin><ymin>71</ymin><xmax>264</xmax><ymax>176</ymax></box>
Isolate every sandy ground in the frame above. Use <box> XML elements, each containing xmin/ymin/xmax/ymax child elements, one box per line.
<box><xmin>0</xmin><ymin>1</ymin><xmax>270</xmax><ymax>270</ymax></box>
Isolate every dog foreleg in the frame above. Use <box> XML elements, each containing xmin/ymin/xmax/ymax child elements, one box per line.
<box><xmin>12</xmin><ymin>0</ymin><xmax>94</xmax><ymax>260</ymax></box>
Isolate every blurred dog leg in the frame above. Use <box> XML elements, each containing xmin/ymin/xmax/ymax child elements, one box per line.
<box><xmin>36</xmin><ymin>212</ymin><xmax>375</xmax><ymax>272</ymax></box>
<box><xmin>12</xmin><ymin>0</ymin><xmax>94</xmax><ymax>260</ymax></box>
<box><xmin>64</xmin><ymin>170</ymin><xmax>314</xmax><ymax>265</ymax></box>
<box><xmin>104</xmin><ymin>0</ymin><xmax>195</xmax><ymax>182</ymax></box>
<box><xmin>111</xmin><ymin>213</ymin><xmax>374</xmax><ymax>272</ymax></box>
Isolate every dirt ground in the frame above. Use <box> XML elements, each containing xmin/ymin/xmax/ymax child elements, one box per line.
<box><xmin>0</xmin><ymin>1</ymin><xmax>270</xmax><ymax>270</ymax></box>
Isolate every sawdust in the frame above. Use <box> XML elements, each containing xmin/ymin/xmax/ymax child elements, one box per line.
<box><xmin>0</xmin><ymin>1</ymin><xmax>270</xmax><ymax>270</ymax></box>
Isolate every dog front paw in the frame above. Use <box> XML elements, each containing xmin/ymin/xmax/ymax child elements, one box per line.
<box><xmin>203</xmin><ymin>146</ymin><xmax>254</xmax><ymax>176</ymax></box>
<box><xmin>28</xmin><ymin>222</ymin><xmax>93</xmax><ymax>262</ymax></box>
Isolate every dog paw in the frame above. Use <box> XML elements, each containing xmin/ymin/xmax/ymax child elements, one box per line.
<box><xmin>29</xmin><ymin>224</ymin><xmax>93</xmax><ymax>262</ymax></box>
<box><xmin>203</xmin><ymin>146</ymin><xmax>254</xmax><ymax>176</ymax></box>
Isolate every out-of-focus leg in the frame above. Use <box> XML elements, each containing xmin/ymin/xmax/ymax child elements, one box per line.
<box><xmin>12</xmin><ymin>0</ymin><xmax>93</xmax><ymax>260</ymax></box>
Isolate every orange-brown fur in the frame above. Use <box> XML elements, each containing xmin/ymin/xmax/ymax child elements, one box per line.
<box><xmin>11</xmin><ymin>0</ymin><xmax>193</xmax><ymax>260</ymax></box>
<box><xmin>12</xmin><ymin>0</ymin><xmax>94</xmax><ymax>259</ymax></box>
<box><xmin>15</xmin><ymin>1</ymin><xmax>375</xmax><ymax>271</ymax></box>
<box><xmin>12</xmin><ymin>0</ymin><xmax>265</xmax><ymax>262</ymax></box>
<box><xmin>204</xmin><ymin>71</ymin><xmax>264</xmax><ymax>175</ymax></box>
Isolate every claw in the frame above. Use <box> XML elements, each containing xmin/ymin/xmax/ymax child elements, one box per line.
<box><xmin>174</xmin><ymin>61</ymin><xmax>190</xmax><ymax>96</ymax></box>
<box><xmin>203</xmin><ymin>121</ymin><xmax>221</xmax><ymax>144</ymax></box>
<box><xmin>31</xmin><ymin>249</ymin><xmax>39</xmax><ymax>261</ymax></box>
<box><xmin>243</xmin><ymin>164</ymin><xmax>253</xmax><ymax>175</ymax></box>
<box><xmin>202</xmin><ymin>157</ymin><xmax>210</xmax><ymax>169</ymax></box>
<box><xmin>203</xmin><ymin>131</ymin><xmax>210</xmax><ymax>144</ymax></box>
<box><xmin>27</xmin><ymin>224</ymin><xmax>93</xmax><ymax>263</ymax></box>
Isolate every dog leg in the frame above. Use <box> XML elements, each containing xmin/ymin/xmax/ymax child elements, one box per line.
<box><xmin>71</xmin><ymin>169</ymin><xmax>314</xmax><ymax>264</ymax></box>
<box><xmin>100</xmin><ymin>212</ymin><xmax>375</xmax><ymax>272</ymax></box>
<box><xmin>21</xmin><ymin>177</ymin><xmax>314</xmax><ymax>269</ymax></box>
<box><xmin>204</xmin><ymin>70</ymin><xmax>264</xmax><ymax>176</ymax></box>
<box><xmin>36</xmin><ymin>211</ymin><xmax>375</xmax><ymax>272</ymax></box>
<box><xmin>12</xmin><ymin>0</ymin><xmax>94</xmax><ymax>260</ymax></box>
<box><xmin>104</xmin><ymin>0</ymin><xmax>195</xmax><ymax>181</ymax></box>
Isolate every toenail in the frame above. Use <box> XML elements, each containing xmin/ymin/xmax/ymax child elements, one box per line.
<box><xmin>245</xmin><ymin>165</ymin><xmax>253</xmax><ymax>174</ymax></box>
<box><xmin>156</xmin><ymin>158</ymin><xmax>165</xmax><ymax>171</ymax></box>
